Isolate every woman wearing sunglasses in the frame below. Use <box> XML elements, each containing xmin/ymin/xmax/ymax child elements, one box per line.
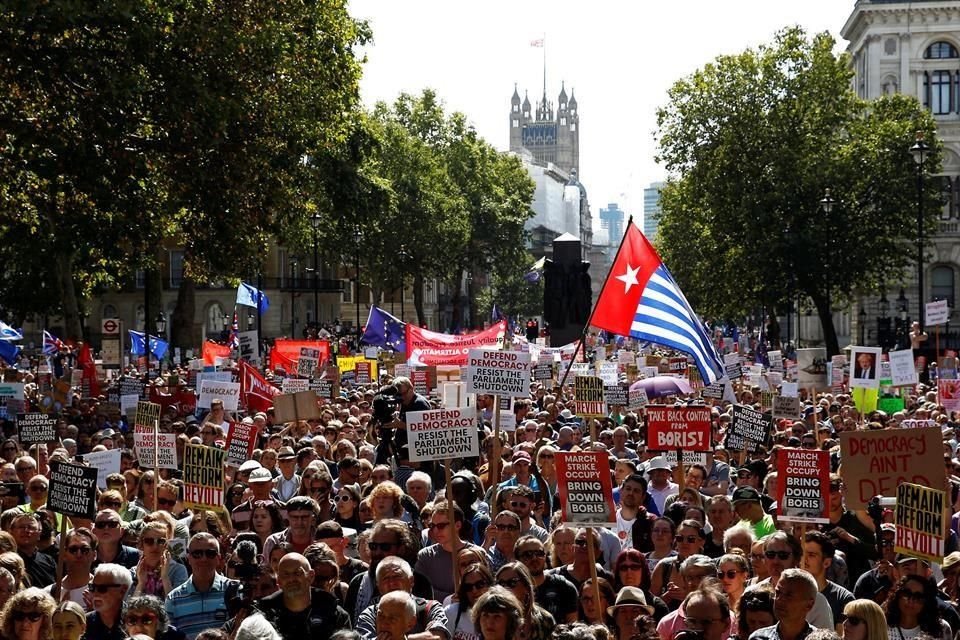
<box><xmin>884</xmin><ymin>575</ymin><xmax>951</xmax><ymax>640</ymax></box>
<box><xmin>0</xmin><ymin>587</ymin><xmax>55</xmax><ymax>640</ymax></box>
<box><xmin>123</xmin><ymin>595</ymin><xmax>183</xmax><ymax>640</ymax></box>
<box><xmin>612</xmin><ymin>548</ymin><xmax>669</xmax><ymax>622</ymax></box>
<box><xmin>333</xmin><ymin>484</ymin><xmax>364</xmax><ymax>532</ymax></box>
<box><xmin>717</xmin><ymin>552</ymin><xmax>750</xmax><ymax>614</ymax></box>
<box><xmin>132</xmin><ymin>521</ymin><xmax>188</xmax><ymax>599</ymax></box>
<box><xmin>445</xmin><ymin>563</ymin><xmax>493</xmax><ymax>640</ymax></box>
<box><xmin>495</xmin><ymin>562</ymin><xmax>555</xmax><ymax>640</ymax></box>
<box><xmin>841</xmin><ymin>599</ymin><xmax>886</xmax><ymax>640</ymax></box>
<box><xmin>650</xmin><ymin>519</ymin><xmax>705</xmax><ymax>607</ymax></box>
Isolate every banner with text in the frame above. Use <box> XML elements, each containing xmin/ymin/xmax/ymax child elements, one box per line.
<box><xmin>406</xmin><ymin>407</ymin><xmax>479</xmax><ymax>462</ymax></box>
<box><xmin>182</xmin><ymin>443</ymin><xmax>226</xmax><ymax>511</ymax></box>
<box><xmin>646</xmin><ymin>406</ymin><xmax>712</xmax><ymax>452</ymax></box>
<box><xmin>465</xmin><ymin>349</ymin><xmax>531</xmax><ymax>397</ymax></box>
<box><xmin>405</xmin><ymin>322</ymin><xmax>506</xmax><ymax>367</ymax></box>
<box><xmin>776</xmin><ymin>448</ymin><xmax>830</xmax><ymax>523</ymax></box>
<box><xmin>895</xmin><ymin>482</ymin><xmax>946</xmax><ymax>564</ymax></box>
<box><xmin>556</xmin><ymin>451</ymin><xmax>616</xmax><ymax>527</ymax></box>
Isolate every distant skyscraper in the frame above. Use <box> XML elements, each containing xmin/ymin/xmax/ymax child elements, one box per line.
<box><xmin>509</xmin><ymin>82</ymin><xmax>579</xmax><ymax>175</ymax></box>
<box><xmin>599</xmin><ymin>203</ymin><xmax>625</xmax><ymax>245</ymax></box>
<box><xmin>643</xmin><ymin>182</ymin><xmax>664</xmax><ymax>241</ymax></box>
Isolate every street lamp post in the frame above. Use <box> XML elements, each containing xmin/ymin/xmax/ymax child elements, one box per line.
<box><xmin>858</xmin><ymin>306</ymin><xmax>866</xmax><ymax>345</ymax></box>
<box><xmin>155</xmin><ymin>312</ymin><xmax>166</xmax><ymax>373</ymax></box>
<box><xmin>354</xmin><ymin>226</ymin><xmax>362</xmax><ymax>350</ymax></box>
<box><xmin>897</xmin><ymin>288</ymin><xmax>910</xmax><ymax>349</ymax></box>
<box><xmin>911</xmin><ymin>133</ymin><xmax>929</xmax><ymax>330</ymax></box>
<box><xmin>310</xmin><ymin>214</ymin><xmax>321</xmax><ymax>330</ymax></box>
<box><xmin>399</xmin><ymin>246</ymin><xmax>409</xmax><ymax>323</ymax></box>
<box><xmin>289</xmin><ymin>256</ymin><xmax>298</xmax><ymax>338</ymax></box>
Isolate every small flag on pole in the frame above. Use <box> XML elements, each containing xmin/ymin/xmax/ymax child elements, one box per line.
<box><xmin>43</xmin><ymin>330</ymin><xmax>63</xmax><ymax>356</ymax></box>
<box><xmin>236</xmin><ymin>282</ymin><xmax>269</xmax><ymax>314</ymax></box>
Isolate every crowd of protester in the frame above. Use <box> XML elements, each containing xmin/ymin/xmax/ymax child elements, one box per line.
<box><xmin>1</xmin><ymin>341</ymin><xmax>959</xmax><ymax>640</ymax></box>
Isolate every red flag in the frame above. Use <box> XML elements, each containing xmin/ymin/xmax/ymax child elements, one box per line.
<box><xmin>267</xmin><ymin>339</ymin><xmax>330</xmax><ymax>375</ymax></box>
<box><xmin>405</xmin><ymin>321</ymin><xmax>506</xmax><ymax>366</ymax></box>
<box><xmin>202</xmin><ymin>340</ymin><xmax>232</xmax><ymax>366</ymax></box>
<box><xmin>77</xmin><ymin>343</ymin><xmax>101</xmax><ymax>398</ymax></box>
<box><xmin>239</xmin><ymin>361</ymin><xmax>279</xmax><ymax>414</ymax></box>
<box><xmin>591</xmin><ymin>223</ymin><xmax>662</xmax><ymax>336</ymax></box>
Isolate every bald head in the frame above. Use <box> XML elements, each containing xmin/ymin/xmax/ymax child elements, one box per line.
<box><xmin>278</xmin><ymin>552</ymin><xmax>311</xmax><ymax>573</ymax></box>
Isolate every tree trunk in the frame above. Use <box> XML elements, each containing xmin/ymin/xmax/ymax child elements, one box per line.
<box><xmin>813</xmin><ymin>293</ymin><xmax>840</xmax><ymax>356</ymax></box>
<box><xmin>55</xmin><ymin>251</ymin><xmax>83</xmax><ymax>340</ymax></box>
<box><xmin>450</xmin><ymin>280</ymin><xmax>463</xmax><ymax>332</ymax></box>
<box><xmin>171</xmin><ymin>276</ymin><xmax>196</xmax><ymax>354</ymax></box>
<box><xmin>413</xmin><ymin>274</ymin><xmax>425</xmax><ymax>326</ymax></box>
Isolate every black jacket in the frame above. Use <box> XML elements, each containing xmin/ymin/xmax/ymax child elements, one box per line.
<box><xmin>254</xmin><ymin>588</ymin><xmax>351</xmax><ymax>640</ymax></box>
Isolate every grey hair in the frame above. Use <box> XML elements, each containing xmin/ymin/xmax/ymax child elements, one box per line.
<box><xmin>188</xmin><ymin>531</ymin><xmax>220</xmax><ymax>553</ymax></box>
<box><xmin>236</xmin><ymin>614</ymin><xmax>282</xmax><ymax>640</ymax></box>
<box><xmin>723</xmin><ymin>523</ymin><xmax>755</xmax><ymax>552</ymax></box>
<box><xmin>375</xmin><ymin>556</ymin><xmax>413</xmax><ymax>583</ymax></box>
<box><xmin>0</xmin><ymin>567</ymin><xmax>14</xmax><ymax>590</ymax></box>
<box><xmin>779</xmin><ymin>568</ymin><xmax>819</xmax><ymax>601</ymax></box>
<box><xmin>406</xmin><ymin>471</ymin><xmax>432</xmax><ymax>493</ymax></box>
<box><xmin>680</xmin><ymin>554</ymin><xmax>717</xmax><ymax>576</ymax></box>
<box><xmin>126</xmin><ymin>595</ymin><xmax>169</xmax><ymax>635</ymax></box>
<box><xmin>380</xmin><ymin>591</ymin><xmax>417</xmax><ymax>621</ymax></box>
<box><xmin>551</xmin><ymin>625</ymin><xmax>611</xmax><ymax>640</ymax></box>
<box><xmin>94</xmin><ymin>563</ymin><xmax>133</xmax><ymax>589</ymax></box>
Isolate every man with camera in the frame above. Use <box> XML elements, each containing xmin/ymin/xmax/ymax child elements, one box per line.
<box><xmin>373</xmin><ymin>377</ymin><xmax>431</xmax><ymax>465</ymax></box>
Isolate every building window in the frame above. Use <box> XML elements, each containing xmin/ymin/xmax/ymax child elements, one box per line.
<box><xmin>560</xmin><ymin>117</ymin><xmax>566</xmax><ymax>126</ymax></box>
<box><xmin>932</xmin><ymin>266</ymin><xmax>955</xmax><ymax>308</ymax></box>
<box><xmin>931</xmin><ymin>70</ymin><xmax>952</xmax><ymax>114</ymax></box>
<box><xmin>925</xmin><ymin>41</ymin><xmax>959</xmax><ymax>59</ymax></box>
<box><xmin>135</xmin><ymin>270</ymin><xmax>145</xmax><ymax>289</ymax></box>
<box><xmin>570</xmin><ymin>123</ymin><xmax>576</xmax><ymax>132</ymax></box>
<box><xmin>169</xmin><ymin>250</ymin><xmax>184</xmax><ymax>288</ymax></box>
<box><xmin>512</xmin><ymin>119</ymin><xmax>519</xmax><ymax>128</ymax></box>
<box><xmin>512</xmin><ymin>104</ymin><xmax>519</xmax><ymax>113</ymax></box>
<box><xmin>207</xmin><ymin>303</ymin><xmax>225</xmax><ymax>335</ymax></box>
<box><xmin>135</xmin><ymin>305</ymin><xmax>145</xmax><ymax>331</ymax></box>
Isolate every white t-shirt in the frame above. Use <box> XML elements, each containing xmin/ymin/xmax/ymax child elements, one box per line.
<box><xmin>445</xmin><ymin>601</ymin><xmax>481</xmax><ymax>640</ymax></box>
<box><xmin>616</xmin><ymin>510</ymin><xmax>636</xmax><ymax>549</ymax></box>
<box><xmin>888</xmin><ymin>622</ymin><xmax>952</xmax><ymax>640</ymax></box>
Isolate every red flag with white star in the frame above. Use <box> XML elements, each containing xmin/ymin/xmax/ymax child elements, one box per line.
<box><xmin>590</xmin><ymin>222</ymin><xmax>662</xmax><ymax>335</ymax></box>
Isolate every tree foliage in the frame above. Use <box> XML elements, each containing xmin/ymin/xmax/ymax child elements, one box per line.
<box><xmin>655</xmin><ymin>27</ymin><xmax>942</xmax><ymax>354</ymax></box>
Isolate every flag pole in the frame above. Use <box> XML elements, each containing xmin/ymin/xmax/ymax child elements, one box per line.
<box><xmin>557</xmin><ymin>216</ymin><xmax>636</xmax><ymax>391</ymax></box>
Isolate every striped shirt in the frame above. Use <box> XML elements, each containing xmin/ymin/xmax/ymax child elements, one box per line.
<box><xmin>164</xmin><ymin>573</ymin><xmax>234</xmax><ymax>640</ymax></box>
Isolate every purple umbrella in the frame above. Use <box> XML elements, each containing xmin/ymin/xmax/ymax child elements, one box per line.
<box><xmin>629</xmin><ymin>376</ymin><xmax>694</xmax><ymax>399</ymax></box>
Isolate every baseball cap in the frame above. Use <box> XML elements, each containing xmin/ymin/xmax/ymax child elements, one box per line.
<box><xmin>513</xmin><ymin>451</ymin><xmax>532</xmax><ymax>464</ymax></box>
<box><xmin>731</xmin><ymin>486</ymin><xmax>762</xmax><ymax>504</ymax></box>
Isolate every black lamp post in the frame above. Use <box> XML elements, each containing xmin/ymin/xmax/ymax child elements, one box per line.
<box><xmin>310</xmin><ymin>213</ymin><xmax>321</xmax><ymax>329</ymax></box>
<box><xmin>247</xmin><ymin>310</ymin><xmax>255</xmax><ymax>330</ymax></box>
<box><xmin>399</xmin><ymin>246</ymin><xmax>409</xmax><ymax>323</ymax></box>
<box><xmin>354</xmin><ymin>226</ymin><xmax>362</xmax><ymax>349</ymax></box>
<box><xmin>910</xmin><ymin>133</ymin><xmax>929</xmax><ymax>329</ymax></box>
<box><xmin>155</xmin><ymin>312</ymin><xmax>166</xmax><ymax>373</ymax></box>
<box><xmin>858</xmin><ymin>307</ymin><xmax>867</xmax><ymax>345</ymax></box>
<box><xmin>897</xmin><ymin>287</ymin><xmax>909</xmax><ymax>349</ymax></box>
<box><xmin>289</xmin><ymin>256</ymin><xmax>299</xmax><ymax>337</ymax></box>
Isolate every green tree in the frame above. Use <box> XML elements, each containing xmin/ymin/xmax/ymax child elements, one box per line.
<box><xmin>655</xmin><ymin>27</ymin><xmax>942</xmax><ymax>354</ymax></box>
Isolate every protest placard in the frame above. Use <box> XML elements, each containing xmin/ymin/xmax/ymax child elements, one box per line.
<box><xmin>603</xmin><ymin>384</ymin><xmax>628</xmax><ymax>407</ymax></box>
<box><xmin>850</xmin><ymin>346</ymin><xmax>882</xmax><ymax>390</ymax></box>
<box><xmin>498</xmin><ymin>397</ymin><xmax>516</xmax><ymax>432</ymax></box>
<box><xmin>830</xmin><ymin>355</ymin><xmax>847</xmax><ymax>391</ymax></box>
<box><xmin>556</xmin><ymin>451</ymin><xmax>616</xmax><ymax>527</ymax></box>
<box><xmin>182</xmin><ymin>443</ymin><xmax>225</xmax><ymax>511</ymax></box>
<box><xmin>574</xmin><ymin>375</ymin><xmax>605</xmax><ymax>419</ymax></box>
<box><xmin>533</xmin><ymin>362</ymin><xmax>554</xmax><ymax>382</ymax></box>
<box><xmin>465</xmin><ymin>349</ymin><xmax>531</xmax><ymax>397</ymax></box>
<box><xmin>901</xmin><ymin>419</ymin><xmax>937</xmax><ymax>429</ymax></box>
<box><xmin>597</xmin><ymin>362</ymin><xmax>618</xmax><ymax>385</ymax></box>
<box><xmin>0</xmin><ymin>383</ymin><xmax>24</xmax><ymax>419</ymax></box>
<box><xmin>273</xmin><ymin>390</ymin><xmax>320</xmax><ymax>423</ymax></box>
<box><xmin>618</xmin><ymin>351</ymin><xmax>636</xmax><ymax>366</ymax></box>
<box><xmin>768</xmin><ymin>351</ymin><xmax>784</xmax><ymax>372</ymax></box>
<box><xmin>668</xmin><ymin>357</ymin><xmax>687</xmax><ymax>376</ymax></box>
<box><xmin>16</xmin><ymin>413</ymin><xmax>55</xmax><ymax>445</ymax></box>
<box><xmin>297</xmin><ymin>347</ymin><xmax>321</xmax><ymax>379</ymax></box>
<box><xmin>83</xmin><ymin>450</ymin><xmax>121</xmax><ymax>490</ymax></box>
<box><xmin>134</xmin><ymin>401</ymin><xmax>162</xmax><ymax>430</ymax></box>
<box><xmin>569</xmin><ymin>362</ymin><xmax>591</xmax><ymax>377</ymax></box>
<box><xmin>627</xmin><ymin>388</ymin><xmax>648</xmax><ymax>411</ymax></box>
<box><xmin>878</xmin><ymin>395</ymin><xmax>906</xmax><ymax>415</ymax></box>
<box><xmin>839</xmin><ymin>427</ymin><xmax>945</xmax><ymax>509</ymax></box>
<box><xmin>197</xmin><ymin>380</ymin><xmax>240</xmax><ymax>411</ymax></box>
<box><xmin>646</xmin><ymin>407</ymin><xmax>711</xmax><ymax>451</ymax></box>
<box><xmin>119</xmin><ymin>378</ymin><xmax>145</xmax><ymax>399</ymax></box>
<box><xmin>724</xmin><ymin>353</ymin><xmax>743</xmax><ymax>381</ymax></box>
<box><xmin>728</xmin><ymin>405</ymin><xmax>772</xmax><ymax>452</ymax></box>
<box><xmin>941</xmin><ymin>379</ymin><xmax>960</xmax><ymax>414</ymax></box>
<box><xmin>225</xmin><ymin>421</ymin><xmax>257</xmax><ymax>467</ymax></box>
<box><xmin>48</xmin><ymin>462</ymin><xmax>97</xmax><ymax>519</ymax></box>
<box><xmin>308</xmin><ymin>378</ymin><xmax>337</xmax><ymax>400</ymax></box>
<box><xmin>889</xmin><ymin>349</ymin><xmax>918</xmax><ymax>387</ymax></box>
<box><xmin>406</xmin><ymin>407</ymin><xmax>479</xmax><ymax>462</ymax></box>
<box><xmin>781</xmin><ymin>382</ymin><xmax>798</xmax><ymax>398</ymax></box>
<box><xmin>895</xmin><ymin>482</ymin><xmax>946</xmax><ymax>563</ymax></box>
<box><xmin>927</xmin><ymin>300</ymin><xmax>951</xmax><ymax>327</ymax></box>
<box><xmin>133</xmin><ymin>426</ymin><xmax>178</xmax><ymax>469</ymax></box>
<box><xmin>796</xmin><ymin>348</ymin><xmax>827</xmax><ymax>389</ymax></box>
<box><xmin>355</xmin><ymin>361</ymin><xmax>372</xmax><ymax>385</ymax></box>
<box><xmin>281</xmin><ymin>378</ymin><xmax>309</xmax><ymax>394</ymax></box>
<box><xmin>662</xmin><ymin>450</ymin><xmax>708</xmax><ymax>466</ymax></box>
<box><xmin>118</xmin><ymin>394</ymin><xmax>138</xmax><ymax>419</ymax></box>
<box><xmin>776</xmin><ymin>448</ymin><xmax>830</xmax><ymax>523</ymax></box>
<box><xmin>773</xmin><ymin>395</ymin><xmax>801</xmax><ymax>420</ymax></box>
<box><xmin>702</xmin><ymin>381</ymin><xmax>725</xmax><ymax>400</ymax></box>
<box><xmin>197</xmin><ymin>371</ymin><xmax>233</xmax><ymax>387</ymax></box>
